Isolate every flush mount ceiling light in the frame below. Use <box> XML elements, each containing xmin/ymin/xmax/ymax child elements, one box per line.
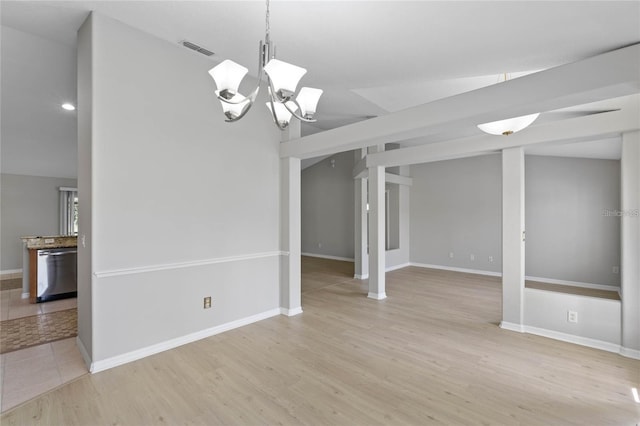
<box><xmin>208</xmin><ymin>0</ymin><xmax>322</xmax><ymax>130</ymax></box>
<box><xmin>477</xmin><ymin>73</ymin><xmax>540</xmax><ymax>136</ymax></box>
<box><xmin>61</xmin><ymin>103</ymin><xmax>76</xmax><ymax>111</ymax></box>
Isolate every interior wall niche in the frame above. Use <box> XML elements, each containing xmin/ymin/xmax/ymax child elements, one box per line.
<box><xmin>385</xmin><ymin>183</ymin><xmax>400</xmax><ymax>251</ymax></box>
<box><xmin>525</xmin><ymin>155</ymin><xmax>621</xmax><ymax>287</ymax></box>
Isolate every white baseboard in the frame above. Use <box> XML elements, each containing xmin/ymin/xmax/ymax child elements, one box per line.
<box><xmin>301</xmin><ymin>253</ymin><xmax>354</xmax><ymax>262</ymax></box>
<box><xmin>354</xmin><ymin>262</ymin><xmax>409</xmax><ymax>280</ymax></box>
<box><xmin>280</xmin><ymin>307</ymin><xmax>303</xmax><ymax>316</ymax></box>
<box><xmin>499</xmin><ymin>322</ymin><xmax>633</xmax><ymax>357</ymax></box>
<box><xmin>386</xmin><ymin>262</ymin><xmax>410</xmax><ymax>272</ymax></box>
<box><xmin>524</xmin><ymin>275</ymin><xmax>619</xmax><ymax>292</ymax></box>
<box><xmin>21</xmin><ymin>292</ymin><xmax>29</xmax><ymax>299</ymax></box>
<box><xmin>408</xmin><ymin>264</ymin><xmax>618</xmax><ymax>292</ymax></box>
<box><xmin>619</xmin><ymin>347</ymin><xmax>640</xmax><ymax>360</ymax></box>
<box><xmin>90</xmin><ymin>308</ymin><xmax>281</xmax><ymax>373</ymax></box>
<box><xmin>367</xmin><ymin>292</ymin><xmax>387</xmax><ymax>300</ymax></box>
<box><xmin>500</xmin><ymin>321</ymin><xmax>525</xmax><ymax>333</ymax></box>
<box><xmin>410</xmin><ymin>262</ymin><xmax>502</xmax><ymax>277</ymax></box>
<box><xmin>522</xmin><ymin>324</ymin><xmax>622</xmax><ymax>354</ymax></box>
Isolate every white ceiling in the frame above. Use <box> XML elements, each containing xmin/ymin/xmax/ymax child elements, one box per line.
<box><xmin>1</xmin><ymin>1</ymin><xmax>639</xmax><ymax>177</ymax></box>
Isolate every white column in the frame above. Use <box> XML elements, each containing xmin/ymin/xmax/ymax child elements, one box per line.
<box><xmin>280</xmin><ymin>120</ymin><xmax>302</xmax><ymax>316</ymax></box>
<box><xmin>620</xmin><ymin>131</ymin><xmax>640</xmax><ymax>358</ymax></box>
<box><xmin>501</xmin><ymin>147</ymin><xmax>525</xmax><ymax>331</ymax></box>
<box><xmin>354</xmin><ymin>148</ymin><xmax>369</xmax><ymax>279</ymax></box>
<box><xmin>368</xmin><ymin>162</ymin><xmax>386</xmax><ymax>300</ymax></box>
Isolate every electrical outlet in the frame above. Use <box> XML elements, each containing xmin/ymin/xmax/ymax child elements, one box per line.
<box><xmin>203</xmin><ymin>297</ymin><xmax>212</xmax><ymax>309</ymax></box>
<box><xmin>488</xmin><ymin>256</ymin><xmax>494</xmax><ymax>263</ymax></box>
<box><xmin>613</xmin><ymin>266</ymin><xmax>619</xmax><ymax>274</ymax></box>
<box><xmin>567</xmin><ymin>310</ymin><xmax>578</xmax><ymax>323</ymax></box>
<box><xmin>470</xmin><ymin>254</ymin><xmax>475</xmax><ymax>261</ymax></box>
<box><xmin>449</xmin><ymin>252</ymin><xmax>454</xmax><ymax>259</ymax></box>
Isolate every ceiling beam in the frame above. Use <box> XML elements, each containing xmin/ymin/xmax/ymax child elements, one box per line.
<box><xmin>366</xmin><ymin>94</ymin><xmax>639</xmax><ymax>168</ymax></box>
<box><xmin>280</xmin><ymin>43</ymin><xmax>640</xmax><ymax>160</ymax></box>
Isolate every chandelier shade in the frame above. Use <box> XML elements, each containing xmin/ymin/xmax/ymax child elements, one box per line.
<box><xmin>220</xmin><ymin>93</ymin><xmax>251</xmax><ymax>120</ymax></box>
<box><xmin>296</xmin><ymin>87</ymin><xmax>323</xmax><ymax>118</ymax></box>
<box><xmin>208</xmin><ymin>0</ymin><xmax>322</xmax><ymax>130</ymax></box>
<box><xmin>266</xmin><ymin>100</ymin><xmax>297</xmax><ymax>127</ymax></box>
<box><xmin>477</xmin><ymin>113</ymin><xmax>541</xmax><ymax>136</ymax></box>
<box><xmin>263</xmin><ymin>59</ymin><xmax>307</xmax><ymax>99</ymax></box>
<box><xmin>208</xmin><ymin>60</ymin><xmax>249</xmax><ymax>99</ymax></box>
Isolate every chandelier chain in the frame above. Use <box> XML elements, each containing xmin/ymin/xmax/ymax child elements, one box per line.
<box><xmin>265</xmin><ymin>0</ymin><xmax>271</xmax><ymax>42</ymax></box>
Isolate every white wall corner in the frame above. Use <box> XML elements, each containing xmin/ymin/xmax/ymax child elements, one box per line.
<box><xmin>499</xmin><ymin>322</ymin><xmax>525</xmax><ymax>333</ymax></box>
<box><xmin>354</xmin><ymin>274</ymin><xmax>369</xmax><ymax>280</ymax></box>
<box><xmin>280</xmin><ymin>307</ymin><xmax>303</xmax><ymax>316</ymax></box>
<box><xmin>367</xmin><ymin>292</ymin><xmax>387</xmax><ymax>300</ymax></box>
<box><xmin>76</xmin><ymin>336</ymin><xmax>93</xmax><ymax>373</ymax></box>
<box><xmin>619</xmin><ymin>347</ymin><xmax>640</xmax><ymax>360</ymax></box>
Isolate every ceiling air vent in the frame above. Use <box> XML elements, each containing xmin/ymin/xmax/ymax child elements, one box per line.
<box><xmin>181</xmin><ymin>40</ymin><xmax>214</xmax><ymax>57</ymax></box>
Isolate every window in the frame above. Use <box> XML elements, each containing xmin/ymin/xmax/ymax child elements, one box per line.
<box><xmin>60</xmin><ymin>187</ymin><xmax>78</xmax><ymax>235</ymax></box>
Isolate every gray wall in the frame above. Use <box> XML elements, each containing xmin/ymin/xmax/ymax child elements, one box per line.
<box><xmin>410</xmin><ymin>154</ymin><xmax>503</xmax><ymax>272</ymax></box>
<box><xmin>525</xmin><ymin>155</ymin><xmax>620</xmax><ymax>286</ymax></box>
<box><xmin>80</xmin><ymin>13</ymin><xmax>282</xmax><ymax>363</ymax></box>
<box><xmin>0</xmin><ymin>173</ymin><xmax>77</xmax><ymax>271</ymax></box>
<box><xmin>409</xmin><ymin>154</ymin><xmax>621</xmax><ymax>287</ymax></box>
<box><xmin>301</xmin><ymin>151</ymin><xmax>355</xmax><ymax>259</ymax></box>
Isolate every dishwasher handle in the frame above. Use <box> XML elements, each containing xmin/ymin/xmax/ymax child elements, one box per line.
<box><xmin>38</xmin><ymin>250</ymin><xmax>78</xmax><ymax>256</ymax></box>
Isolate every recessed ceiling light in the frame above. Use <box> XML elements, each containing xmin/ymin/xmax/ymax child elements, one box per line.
<box><xmin>61</xmin><ymin>103</ymin><xmax>76</xmax><ymax>111</ymax></box>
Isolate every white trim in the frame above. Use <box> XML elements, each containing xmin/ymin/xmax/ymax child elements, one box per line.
<box><xmin>524</xmin><ymin>275</ymin><xmax>619</xmax><ymax>292</ymax></box>
<box><xmin>367</xmin><ymin>292</ymin><xmax>387</xmax><ymax>300</ymax></box>
<box><xmin>59</xmin><ymin>186</ymin><xmax>78</xmax><ymax>192</ymax></box>
<box><xmin>301</xmin><ymin>253</ymin><xmax>354</xmax><ymax>262</ymax></box>
<box><xmin>76</xmin><ymin>336</ymin><xmax>92</xmax><ymax>372</ymax></box>
<box><xmin>280</xmin><ymin>307</ymin><xmax>303</xmax><ymax>316</ymax></box>
<box><xmin>94</xmin><ymin>251</ymin><xmax>284</xmax><ymax>278</ymax></box>
<box><xmin>522</xmin><ymin>325</ymin><xmax>622</xmax><ymax>354</ymax></box>
<box><xmin>408</xmin><ymin>264</ymin><xmax>618</xmax><ymax>291</ymax></box>
<box><xmin>619</xmin><ymin>347</ymin><xmax>640</xmax><ymax>360</ymax></box>
<box><xmin>410</xmin><ymin>262</ymin><xmax>502</xmax><ymax>277</ymax></box>
<box><xmin>525</xmin><ymin>287</ymin><xmax>622</xmax><ymax>303</ymax></box>
<box><xmin>386</xmin><ymin>262</ymin><xmax>410</xmax><ymax>272</ymax></box>
<box><xmin>500</xmin><ymin>321</ymin><xmax>525</xmax><ymax>333</ymax></box>
<box><xmin>354</xmin><ymin>273</ymin><xmax>369</xmax><ymax>280</ymax></box>
<box><xmin>21</xmin><ymin>292</ymin><xmax>29</xmax><ymax>299</ymax></box>
<box><xmin>90</xmin><ymin>308</ymin><xmax>281</xmax><ymax>373</ymax></box>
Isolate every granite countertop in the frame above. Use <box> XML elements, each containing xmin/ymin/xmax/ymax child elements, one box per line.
<box><xmin>22</xmin><ymin>235</ymin><xmax>78</xmax><ymax>250</ymax></box>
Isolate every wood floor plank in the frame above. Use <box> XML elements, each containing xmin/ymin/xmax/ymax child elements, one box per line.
<box><xmin>2</xmin><ymin>257</ymin><xmax>638</xmax><ymax>425</ymax></box>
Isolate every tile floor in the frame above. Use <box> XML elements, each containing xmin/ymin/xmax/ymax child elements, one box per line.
<box><xmin>0</xmin><ymin>288</ymin><xmax>88</xmax><ymax>413</ymax></box>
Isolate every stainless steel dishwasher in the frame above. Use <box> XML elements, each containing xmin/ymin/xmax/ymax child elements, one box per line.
<box><xmin>36</xmin><ymin>247</ymin><xmax>77</xmax><ymax>302</ymax></box>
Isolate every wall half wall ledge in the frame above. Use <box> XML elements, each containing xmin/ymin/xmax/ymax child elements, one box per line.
<box><xmin>93</xmin><ymin>251</ymin><xmax>287</xmax><ymax>278</ymax></box>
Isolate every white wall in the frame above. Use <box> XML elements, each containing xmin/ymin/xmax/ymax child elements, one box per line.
<box><xmin>79</xmin><ymin>13</ymin><xmax>282</xmax><ymax>366</ymax></box>
<box><xmin>301</xmin><ymin>151</ymin><xmax>355</xmax><ymax>259</ymax></box>
<box><xmin>410</xmin><ymin>154</ymin><xmax>502</xmax><ymax>272</ymax></box>
<box><xmin>0</xmin><ymin>174</ymin><xmax>77</xmax><ymax>271</ymax></box>
<box><xmin>524</xmin><ymin>289</ymin><xmax>621</xmax><ymax>347</ymax></box>
<box><xmin>525</xmin><ymin>155</ymin><xmax>621</xmax><ymax>287</ymax></box>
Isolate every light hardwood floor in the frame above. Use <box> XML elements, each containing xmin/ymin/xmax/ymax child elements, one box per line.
<box><xmin>2</xmin><ymin>257</ymin><xmax>639</xmax><ymax>425</ymax></box>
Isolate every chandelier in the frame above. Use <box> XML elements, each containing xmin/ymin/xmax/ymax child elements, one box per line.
<box><xmin>477</xmin><ymin>73</ymin><xmax>540</xmax><ymax>136</ymax></box>
<box><xmin>208</xmin><ymin>0</ymin><xmax>323</xmax><ymax>130</ymax></box>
